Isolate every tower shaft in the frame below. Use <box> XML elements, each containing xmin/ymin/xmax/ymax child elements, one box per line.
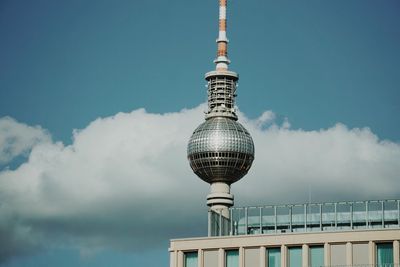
<box><xmin>207</xmin><ymin>182</ymin><xmax>233</xmax><ymax>218</ymax></box>
<box><xmin>206</xmin><ymin>0</ymin><xmax>237</xmax><ymax>216</ymax></box>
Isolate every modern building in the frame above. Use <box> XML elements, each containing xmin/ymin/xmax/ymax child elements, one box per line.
<box><xmin>169</xmin><ymin>1</ymin><xmax>400</xmax><ymax>266</ymax></box>
<box><xmin>170</xmin><ymin>199</ymin><xmax>400</xmax><ymax>267</ymax></box>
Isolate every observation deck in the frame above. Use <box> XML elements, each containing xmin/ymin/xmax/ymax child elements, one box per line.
<box><xmin>209</xmin><ymin>199</ymin><xmax>400</xmax><ymax>237</ymax></box>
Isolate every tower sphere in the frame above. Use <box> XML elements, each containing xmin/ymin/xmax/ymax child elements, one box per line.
<box><xmin>187</xmin><ymin>117</ymin><xmax>255</xmax><ymax>185</ymax></box>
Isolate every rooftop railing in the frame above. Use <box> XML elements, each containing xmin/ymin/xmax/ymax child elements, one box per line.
<box><xmin>324</xmin><ymin>265</ymin><xmax>399</xmax><ymax>267</ymax></box>
<box><xmin>209</xmin><ymin>199</ymin><xmax>400</xmax><ymax>237</ymax></box>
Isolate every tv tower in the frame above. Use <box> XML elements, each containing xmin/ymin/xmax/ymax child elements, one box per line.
<box><xmin>187</xmin><ymin>0</ymin><xmax>255</xmax><ymax>219</ymax></box>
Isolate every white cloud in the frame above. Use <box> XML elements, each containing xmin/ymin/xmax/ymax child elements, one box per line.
<box><xmin>0</xmin><ymin>106</ymin><xmax>399</xmax><ymax>262</ymax></box>
<box><xmin>254</xmin><ymin>111</ymin><xmax>275</xmax><ymax>128</ymax></box>
<box><xmin>0</xmin><ymin>117</ymin><xmax>50</xmax><ymax>164</ymax></box>
<box><xmin>236</xmin><ymin>117</ymin><xmax>400</xmax><ymax>205</ymax></box>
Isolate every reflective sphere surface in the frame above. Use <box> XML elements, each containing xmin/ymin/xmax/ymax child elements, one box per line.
<box><xmin>187</xmin><ymin>117</ymin><xmax>255</xmax><ymax>184</ymax></box>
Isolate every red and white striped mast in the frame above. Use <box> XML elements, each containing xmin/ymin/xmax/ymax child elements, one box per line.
<box><xmin>215</xmin><ymin>0</ymin><xmax>230</xmax><ymax>71</ymax></box>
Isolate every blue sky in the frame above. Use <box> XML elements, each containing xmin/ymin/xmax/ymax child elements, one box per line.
<box><xmin>0</xmin><ymin>0</ymin><xmax>399</xmax><ymax>266</ymax></box>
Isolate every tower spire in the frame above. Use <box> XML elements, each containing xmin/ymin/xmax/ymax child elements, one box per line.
<box><xmin>215</xmin><ymin>0</ymin><xmax>230</xmax><ymax>71</ymax></box>
<box><xmin>187</xmin><ymin>0</ymin><xmax>254</xmax><ymax>224</ymax></box>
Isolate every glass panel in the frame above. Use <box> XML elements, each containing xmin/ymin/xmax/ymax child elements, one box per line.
<box><xmin>262</xmin><ymin>206</ymin><xmax>276</xmax><ymax>234</ymax></box>
<box><xmin>321</xmin><ymin>203</ymin><xmax>335</xmax><ymax>231</ymax></box>
<box><xmin>337</xmin><ymin>203</ymin><xmax>351</xmax><ymax>230</ymax></box>
<box><xmin>184</xmin><ymin>252</ymin><xmax>198</xmax><ymax>267</ymax></box>
<box><xmin>288</xmin><ymin>247</ymin><xmax>302</xmax><ymax>267</ymax></box>
<box><xmin>230</xmin><ymin>200</ymin><xmax>399</xmax><ymax>236</ymax></box>
<box><xmin>292</xmin><ymin>205</ymin><xmax>305</xmax><ymax>232</ymax></box>
<box><xmin>376</xmin><ymin>243</ymin><xmax>394</xmax><ymax>266</ymax></box>
<box><xmin>268</xmin><ymin>248</ymin><xmax>281</xmax><ymax>267</ymax></box>
<box><xmin>308</xmin><ymin>204</ymin><xmax>321</xmax><ymax>232</ymax></box>
<box><xmin>226</xmin><ymin>250</ymin><xmax>239</xmax><ymax>267</ymax></box>
<box><xmin>384</xmin><ymin>201</ymin><xmax>398</xmax><ymax>228</ymax></box>
<box><xmin>232</xmin><ymin>208</ymin><xmax>246</xmax><ymax>235</ymax></box>
<box><xmin>248</xmin><ymin>207</ymin><xmax>261</xmax><ymax>234</ymax></box>
<box><xmin>310</xmin><ymin>246</ymin><xmax>324</xmax><ymax>267</ymax></box>
<box><xmin>368</xmin><ymin>201</ymin><xmax>383</xmax><ymax>228</ymax></box>
<box><xmin>353</xmin><ymin>202</ymin><xmax>367</xmax><ymax>229</ymax></box>
<box><xmin>277</xmin><ymin>206</ymin><xmax>290</xmax><ymax>233</ymax></box>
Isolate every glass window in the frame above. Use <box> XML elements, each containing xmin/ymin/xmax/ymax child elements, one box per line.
<box><xmin>376</xmin><ymin>243</ymin><xmax>393</xmax><ymax>266</ymax></box>
<box><xmin>226</xmin><ymin>250</ymin><xmax>239</xmax><ymax>267</ymax></box>
<box><xmin>309</xmin><ymin>246</ymin><xmax>324</xmax><ymax>267</ymax></box>
<box><xmin>184</xmin><ymin>251</ymin><xmax>198</xmax><ymax>267</ymax></box>
<box><xmin>288</xmin><ymin>247</ymin><xmax>302</xmax><ymax>267</ymax></box>
<box><xmin>268</xmin><ymin>248</ymin><xmax>281</xmax><ymax>267</ymax></box>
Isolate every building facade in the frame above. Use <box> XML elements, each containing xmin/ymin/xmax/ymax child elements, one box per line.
<box><xmin>170</xmin><ymin>199</ymin><xmax>400</xmax><ymax>267</ymax></box>
<box><xmin>170</xmin><ymin>229</ymin><xmax>400</xmax><ymax>267</ymax></box>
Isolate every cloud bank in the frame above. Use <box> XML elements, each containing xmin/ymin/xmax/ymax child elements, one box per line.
<box><xmin>0</xmin><ymin>117</ymin><xmax>50</xmax><ymax>164</ymax></box>
<box><xmin>0</xmin><ymin>106</ymin><xmax>399</xmax><ymax>262</ymax></box>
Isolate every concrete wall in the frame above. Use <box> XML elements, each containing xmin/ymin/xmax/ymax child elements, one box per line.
<box><xmin>169</xmin><ymin>229</ymin><xmax>400</xmax><ymax>267</ymax></box>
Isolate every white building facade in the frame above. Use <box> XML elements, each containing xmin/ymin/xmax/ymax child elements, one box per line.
<box><xmin>169</xmin><ymin>199</ymin><xmax>400</xmax><ymax>267</ymax></box>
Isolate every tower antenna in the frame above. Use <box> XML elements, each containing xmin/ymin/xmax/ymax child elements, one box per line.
<box><xmin>215</xmin><ymin>0</ymin><xmax>230</xmax><ymax>71</ymax></box>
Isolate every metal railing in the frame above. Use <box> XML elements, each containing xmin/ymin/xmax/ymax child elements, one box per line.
<box><xmin>209</xmin><ymin>199</ymin><xmax>400</xmax><ymax>236</ymax></box>
<box><xmin>325</xmin><ymin>265</ymin><xmax>398</xmax><ymax>267</ymax></box>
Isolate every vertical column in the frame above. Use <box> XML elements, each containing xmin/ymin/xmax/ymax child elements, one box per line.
<box><xmin>394</xmin><ymin>240</ymin><xmax>400</xmax><ymax>265</ymax></box>
<box><xmin>334</xmin><ymin>203</ymin><xmax>337</xmax><ymax>229</ymax></box>
<box><xmin>230</xmin><ymin>209</ymin><xmax>234</xmax><ymax>236</ymax></box>
<box><xmin>178</xmin><ymin>251</ymin><xmax>184</xmax><ymax>267</ymax></box>
<box><xmin>274</xmin><ymin>206</ymin><xmax>278</xmax><ymax>233</ymax></box>
<box><xmin>346</xmin><ymin>242</ymin><xmax>352</xmax><ymax>265</ymax></box>
<box><xmin>281</xmin><ymin>245</ymin><xmax>287</xmax><ymax>267</ymax></box>
<box><xmin>260</xmin><ymin>247</ymin><xmax>266</xmax><ymax>267</ymax></box>
<box><xmin>171</xmin><ymin>251</ymin><xmax>178</xmax><ymax>267</ymax></box>
<box><xmin>219</xmin><ymin>248</ymin><xmax>225</xmax><ymax>267</ymax></box>
<box><xmin>245</xmin><ymin>207</ymin><xmax>249</xmax><ymax>235</ymax></box>
<box><xmin>350</xmin><ymin>204</ymin><xmax>353</xmax><ymax>229</ymax></box>
<box><xmin>381</xmin><ymin>200</ymin><xmax>385</xmax><ymax>227</ymax></box>
<box><xmin>319</xmin><ymin>204</ymin><xmax>323</xmax><ymax>231</ymax></box>
<box><xmin>368</xmin><ymin>241</ymin><xmax>375</xmax><ymax>265</ymax></box>
<box><xmin>208</xmin><ymin>211</ymin><xmax>212</xmax><ymax>237</ymax></box>
<box><xmin>198</xmin><ymin>249</ymin><xmax>204</xmax><ymax>267</ymax></box>
<box><xmin>324</xmin><ymin>243</ymin><xmax>330</xmax><ymax>266</ymax></box>
<box><xmin>239</xmin><ymin>247</ymin><xmax>245</xmax><ymax>267</ymax></box>
<box><xmin>304</xmin><ymin>204</ymin><xmax>307</xmax><ymax>232</ymax></box>
<box><xmin>219</xmin><ymin>211</ymin><xmax>223</xmax><ymax>236</ymax></box>
<box><xmin>302</xmin><ymin>244</ymin><xmax>309</xmax><ymax>267</ymax></box>
<box><xmin>259</xmin><ymin>207</ymin><xmax>263</xmax><ymax>234</ymax></box>
<box><xmin>366</xmin><ymin>201</ymin><xmax>369</xmax><ymax>228</ymax></box>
